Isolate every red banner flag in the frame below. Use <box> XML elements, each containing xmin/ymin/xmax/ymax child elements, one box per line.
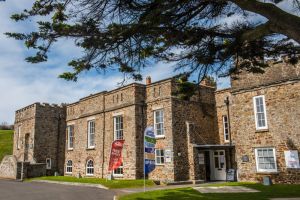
<box><xmin>108</xmin><ymin>140</ymin><xmax>125</xmax><ymax>172</ymax></box>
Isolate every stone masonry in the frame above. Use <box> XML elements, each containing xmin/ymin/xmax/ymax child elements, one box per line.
<box><xmin>10</xmin><ymin>59</ymin><xmax>300</xmax><ymax>183</ymax></box>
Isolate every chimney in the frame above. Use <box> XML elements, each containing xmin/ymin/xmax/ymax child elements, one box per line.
<box><xmin>146</xmin><ymin>76</ymin><xmax>152</xmax><ymax>85</ymax></box>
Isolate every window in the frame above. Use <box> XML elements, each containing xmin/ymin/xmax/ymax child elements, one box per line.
<box><xmin>155</xmin><ymin>149</ymin><xmax>165</xmax><ymax>165</ymax></box>
<box><xmin>114</xmin><ymin>116</ymin><xmax>123</xmax><ymax>140</ymax></box>
<box><xmin>17</xmin><ymin>126</ymin><xmax>21</xmax><ymax>150</ymax></box>
<box><xmin>154</xmin><ymin>109</ymin><xmax>164</xmax><ymax>137</ymax></box>
<box><xmin>113</xmin><ymin>163</ymin><xmax>124</xmax><ymax>176</ymax></box>
<box><xmin>223</xmin><ymin>116</ymin><xmax>229</xmax><ymax>142</ymax></box>
<box><xmin>46</xmin><ymin>158</ymin><xmax>51</xmax><ymax>169</ymax></box>
<box><xmin>253</xmin><ymin>95</ymin><xmax>268</xmax><ymax>130</ymax></box>
<box><xmin>87</xmin><ymin>120</ymin><xmax>95</xmax><ymax>148</ymax></box>
<box><xmin>66</xmin><ymin>160</ymin><xmax>72</xmax><ymax>174</ymax></box>
<box><xmin>86</xmin><ymin>160</ymin><xmax>94</xmax><ymax>175</ymax></box>
<box><xmin>255</xmin><ymin>148</ymin><xmax>277</xmax><ymax>172</ymax></box>
<box><xmin>67</xmin><ymin>125</ymin><xmax>74</xmax><ymax>150</ymax></box>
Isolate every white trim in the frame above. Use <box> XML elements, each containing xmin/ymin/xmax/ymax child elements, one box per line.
<box><xmin>17</xmin><ymin>126</ymin><xmax>21</xmax><ymax>150</ymax></box>
<box><xmin>155</xmin><ymin>149</ymin><xmax>165</xmax><ymax>165</ymax></box>
<box><xmin>87</xmin><ymin>120</ymin><xmax>95</xmax><ymax>149</ymax></box>
<box><xmin>113</xmin><ymin>115</ymin><xmax>124</xmax><ymax>140</ymax></box>
<box><xmin>253</xmin><ymin>95</ymin><xmax>268</xmax><ymax>130</ymax></box>
<box><xmin>86</xmin><ymin>116</ymin><xmax>96</xmax><ymax>121</ymax></box>
<box><xmin>152</xmin><ymin>105</ymin><xmax>163</xmax><ymax>111</ymax></box>
<box><xmin>154</xmin><ymin>109</ymin><xmax>164</xmax><ymax>138</ymax></box>
<box><xmin>66</xmin><ymin>160</ymin><xmax>73</xmax><ymax>174</ymax></box>
<box><xmin>86</xmin><ymin>159</ymin><xmax>94</xmax><ymax>176</ymax></box>
<box><xmin>255</xmin><ymin>147</ymin><xmax>277</xmax><ymax>173</ymax></box>
<box><xmin>112</xmin><ymin>111</ymin><xmax>124</xmax><ymax>117</ymax></box>
<box><xmin>222</xmin><ymin>115</ymin><xmax>229</xmax><ymax>142</ymax></box>
<box><xmin>67</xmin><ymin>122</ymin><xmax>75</xmax><ymax>126</ymax></box>
<box><xmin>67</xmin><ymin>125</ymin><xmax>74</xmax><ymax>150</ymax></box>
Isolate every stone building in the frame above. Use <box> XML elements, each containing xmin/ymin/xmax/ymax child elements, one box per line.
<box><xmin>215</xmin><ymin>60</ymin><xmax>300</xmax><ymax>183</ymax></box>
<box><xmin>7</xmin><ymin>59</ymin><xmax>300</xmax><ymax>183</ymax></box>
<box><xmin>10</xmin><ymin>103</ymin><xmax>66</xmax><ymax>178</ymax></box>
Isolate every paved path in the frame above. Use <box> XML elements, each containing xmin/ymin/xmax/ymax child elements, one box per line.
<box><xmin>194</xmin><ymin>186</ymin><xmax>260</xmax><ymax>193</ymax></box>
<box><xmin>0</xmin><ymin>179</ymin><xmax>115</xmax><ymax>200</ymax></box>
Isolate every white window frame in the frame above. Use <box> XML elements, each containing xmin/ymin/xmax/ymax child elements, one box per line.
<box><xmin>46</xmin><ymin>158</ymin><xmax>51</xmax><ymax>170</ymax></box>
<box><xmin>255</xmin><ymin>148</ymin><xmax>277</xmax><ymax>173</ymax></box>
<box><xmin>253</xmin><ymin>95</ymin><xmax>268</xmax><ymax>130</ymax></box>
<box><xmin>67</xmin><ymin>125</ymin><xmax>74</xmax><ymax>150</ymax></box>
<box><xmin>114</xmin><ymin>116</ymin><xmax>124</xmax><ymax>140</ymax></box>
<box><xmin>87</xmin><ymin>120</ymin><xmax>95</xmax><ymax>149</ymax></box>
<box><xmin>17</xmin><ymin>126</ymin><xmax>21</xmax><ymax>150</ymax></box>
<box><xmin>86</xmin><ymin>159</ymin><xmax>94</xmax><ymax>176</ymax></box>
<box><xmin>66</xmin><ymin>160</ymin><xmax>72</xmax><ymax>174</ymax></box>
<box><xmin>154</xmin><ymin>109</ymin><xmax>164</xmax><ymax>138</ymax></box>
<box><xmin>113</xmin><ymin>162</ymin><xmax>124</xmax><ymax>177</ymax></box>
<box><xmin>155</xmin><ymin>149</ymin><xmax>165</xmax><ymax>165</ymax></box>
<box><xmin>222</xmin><ymin>115</ymin><xmax>229</xmax><ymax>142</ymax></box>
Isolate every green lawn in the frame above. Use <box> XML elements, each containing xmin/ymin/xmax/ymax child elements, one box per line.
<box><xmin>0</xmin><ymin>130</ymin><xmax>14</xmax><ymax>162</ymax></box>
<box><xmin>28</xmin><ymin>176</ymin><xmax>155</xmax><ymax>189</ymax></box>
<box><xmin>119</xmin><ymin>183</ymin><xmax>300</xmax><ymax>200</ymax></box>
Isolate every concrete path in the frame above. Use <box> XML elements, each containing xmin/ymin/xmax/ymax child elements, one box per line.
<box><xmin>0</xmin><ymin>179</ymin><xmax>115</xmax><ymax>200</ymax></box>
<box><xmin>194</xmin><ymin>186</ymin><xmax>260</xmax><ymax>193</ymax></box>
<box><xmin>32</xmin><ymin>179</ymin><xmax>109</xmax><ymax>189</ymax></box>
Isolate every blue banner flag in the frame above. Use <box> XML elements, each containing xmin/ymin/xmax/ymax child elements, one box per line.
<box><xmin>144</xmin><ymin>126</ymin><xmax>156</xmax><ymax>175</ymax></box>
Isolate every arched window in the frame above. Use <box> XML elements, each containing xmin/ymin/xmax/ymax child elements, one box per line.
<box><xmin>86</xmin><ymin>159</ymin><xmax>94</xmax><ymax>175</ymax></box>
<box><xmin>66</xmin><ymin>160</ymin><xmax>72</xmax><ymax>174</ymax></box>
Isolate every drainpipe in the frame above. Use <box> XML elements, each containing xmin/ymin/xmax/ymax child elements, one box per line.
<box><xmin>101</xmin><ymin>95</ymin><xmax>106</xmax><ymax>178</ymax></box>
<box><xmin>224</xmin><ymin>96</ymin><xmax>232</xmax><ymax>169</ymax></box>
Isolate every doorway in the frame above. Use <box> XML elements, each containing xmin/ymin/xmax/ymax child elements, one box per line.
<box><xmin>210</xmin><ymin>150</ymin><xmax>226</xmax><ymax>180</ymax></box>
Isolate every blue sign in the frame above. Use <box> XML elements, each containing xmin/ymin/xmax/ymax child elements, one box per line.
<box><xmin>144</xmin><ymin>126</ymin><xmax>156</xmax><ymax>175</ymax></box>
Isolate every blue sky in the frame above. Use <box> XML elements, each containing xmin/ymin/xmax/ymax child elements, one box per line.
<box><xmin>0</xmin><ymin>0</ymin><xmax>297</xmax><ymax>124</ymax></box>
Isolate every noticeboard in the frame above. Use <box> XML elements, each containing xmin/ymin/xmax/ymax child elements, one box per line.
<box><xmin>226</xmin><ymin>169</ymin><xmax>236</xmax><ymax>182</ymax></box>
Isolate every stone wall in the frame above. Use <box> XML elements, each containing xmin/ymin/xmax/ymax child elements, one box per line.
<box><xmin>231</xmin><ymin>60</ymin><xmax>300</xmax><ymax>91</ymax></box>
<box><xmin>231</xmin><ymin>81</ymin><xmax>300</xmax><ymax>183</ymax></box>
<box><xmin>0</xmin><ymin>155</ymin><xmax>17</xmax><ymax>179</ymax></box>
<box><xmin>13</xmin><ymin>103</ymin><xmax>66</xmax><ymax>176</ymax></box>
<box><xmin>64</xmin><ymin>84</ymin><xmax>145</xmax><ymax>179</ymax></box>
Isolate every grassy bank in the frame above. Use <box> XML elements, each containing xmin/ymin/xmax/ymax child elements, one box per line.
<box><xmin>0</xmin><ymin>130</ymin><xmax>14</xmax><ymax>162</ymax></box>
<box><xmin>28</xmin><ymin>176</ymin><xmax>155</xmax><ymax>189</ymax></box>
<box><xmin>119</xmin><ymin>182</ymin><xmax>300</xmax><ymax>200</ymax></box>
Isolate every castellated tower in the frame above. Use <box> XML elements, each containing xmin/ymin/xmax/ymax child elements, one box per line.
<box><xmin>13</xmin><ymin>103</ymin><xmax>66</xmax><ymax>176</ymax></box>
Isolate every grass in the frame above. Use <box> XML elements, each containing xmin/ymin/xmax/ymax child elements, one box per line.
<box><xmin>119</xmin><ymin>182</ymin><xmax>300</xmax><ymax>200</ymax></box>
<box><xmin>28</xmin><ymin>176</ymin><xmax>155</xmax><ymax>189</ymax></box>
<box><xmin>0</xmin><ymin>130</ymin><xmax>14</xmax><ymax>162</ymax></box>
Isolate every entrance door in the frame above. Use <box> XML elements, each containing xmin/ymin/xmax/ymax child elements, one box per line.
<box><xmin>211</xmin><ymin>150</ymin><xmax>226</xmax><ymax>180</ymax></box>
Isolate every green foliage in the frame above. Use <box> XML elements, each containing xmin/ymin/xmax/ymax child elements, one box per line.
<box><xmin>174</xmin><ymin>76</ymin><xmax>197</xmax><ymax>101</ymax></box>
<box><xmin>0</xmin><ymin>130</ymin><xmax>14</xmax><ymax>162</ymax></box>
<box><xmin>5</xmin><ymin>0</ymin><xmax>300</xmax><ymax>82</ymax></box>
<box><xmin>28</xmin><ymin>176</ymin><xmax>155</xmax><ymax>189</ymax></box>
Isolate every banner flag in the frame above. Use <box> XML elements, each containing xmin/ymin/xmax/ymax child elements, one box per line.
<box><xmin>108</xmin><ymin>140</ymin><xmax>125</xmax><ymax>172</ymax></box>
<box><xmin>144</xmin><ymin>126</ymin><xmax>156</xmax><ymax>175</ymax></box>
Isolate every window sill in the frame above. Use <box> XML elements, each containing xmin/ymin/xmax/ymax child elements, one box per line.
<box><xmin>256</xmin><ymin>171</ymin><xmax>279</xmax><ymax>175</ymax></box>
<box><xmin>255</xmin><ymin>129</ymin><xmax>269</xmax><ymax>133</ymax></box>
<box><xmin>86</xmin><ymin>174</ymin><xmax>94</xmax><ymax>177</ymax></box>
<box><xmin>65</xmin><ymin>172</ymin><xmax>72</xmax><ymax>175</ymax></box>
<box><xmin>155</xmin><ymin>135</ymin><xmax>165</xmax><ymax>139</ymax></box>
<box><xmin>155</xmin><ymin>164</ymin><xmax>165</xmax><ymax>166</ymax></box>
<box><xmin>67</xmin><ymin>148</ymin><xmax>73</xmax><ymax>151</ymax></box>
<box><xmin>113</xmin><ymin>174</ymin><xmax>124</xmax><ymax>178</ymax></box>
<box><xmin>86</xmin><ymin>147</ymin><xmax>95</xmax><ymax>150</ymax></box>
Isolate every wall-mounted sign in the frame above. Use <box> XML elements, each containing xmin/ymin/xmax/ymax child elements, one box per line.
<box><xmin>198</xmin><ymin>153</ymin><xmax>205</xmax><ymax>165</ymax></box>
<box><xmin>165</xmin><ymin>149</ymin><xmax>172</xmax><ymax>163</ymax></box>
<box><xmin>284</xmin><ymin>150</ymin><xmax>300</xmax><ymax>169</ymax></box>
<box><xmin>241</xmin><ymin>155</ymin><xmax>249</xmax><ymax>162</ymax></box>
